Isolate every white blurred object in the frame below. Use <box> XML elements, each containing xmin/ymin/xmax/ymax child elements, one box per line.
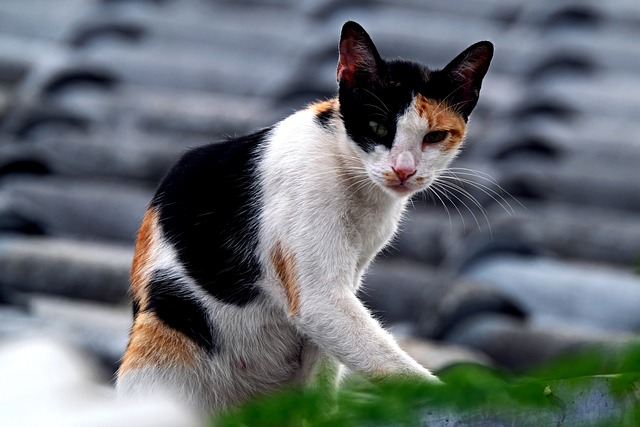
<box><xmin>0</xmin><ymin>338</ymin><xmax>201</xmax><ymax>427</ymax></box>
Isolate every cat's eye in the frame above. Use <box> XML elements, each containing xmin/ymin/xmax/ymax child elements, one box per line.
<box><xmin>423</xmin><ymin>130</ymin><xmax>448</xmax><ymax>144</ymax></box>
<box><xmin>368</xmin><ymin>120</ymin><xmax>388</xmax><ymax>137</ymax></box>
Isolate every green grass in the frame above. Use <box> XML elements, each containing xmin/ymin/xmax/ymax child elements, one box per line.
<box><xmin>210</xmin><ymin>343</ymin><xmax>640</xmax><ymax>427</ymax></box>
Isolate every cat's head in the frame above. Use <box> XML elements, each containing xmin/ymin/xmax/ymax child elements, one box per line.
<box><xmin>337</xmin><ymin>21</ymin><xmax>493</xmax><ymax>197</ymax></box>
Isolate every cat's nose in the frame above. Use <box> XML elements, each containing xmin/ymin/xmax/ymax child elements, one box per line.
<box><xmin>392</xmin><ymin>152</ymin><xmax>417</xmax><ymax>182</ymax></box>
<box><xmin>392</xmin><ymin>166</ymin><xmax>417</xmax><ymax>182</ymax></box>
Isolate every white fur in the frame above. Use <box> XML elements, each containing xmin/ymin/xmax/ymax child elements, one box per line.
<box><xmin>256</xmin><ymin>101</ymin><xmax>442</xmax><ymax>378</ymax></box>
<box><xmin>117</xmin><ymin>96</ymin><xmax>460</xmax><ymax>413</ymax></box>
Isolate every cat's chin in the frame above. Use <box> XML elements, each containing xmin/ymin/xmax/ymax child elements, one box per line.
<box><xmin>383</xmin><ymin>183</ymin><xmax>422</xmax><ymax>197</ymax></box>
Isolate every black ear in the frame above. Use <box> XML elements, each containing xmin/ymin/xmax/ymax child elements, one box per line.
<box><xmin>441</xmin><ymin>41</ymin><xmax>493</xmax><ymax>119</ymax></box>
<box><xmin>337</xmin><ymin>21</ymin><xmax>384</xmax><ymax>86</ymax></box>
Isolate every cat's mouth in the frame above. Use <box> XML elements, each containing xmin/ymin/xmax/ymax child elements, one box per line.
<box><xmin>383</xmin><ymin>175</ymin><xmax>432</xmax><ymax>196</ymax></box>
<box><xmin>372</xmin><ymin>169</ymin><xmax>431</xmax><ymax>197</ymax></box>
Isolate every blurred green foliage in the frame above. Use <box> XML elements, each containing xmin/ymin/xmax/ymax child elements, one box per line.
<box><xmin>211</xmin><ymin>343</ymin><xmax>640</xmax><ymax>427</ymax></box>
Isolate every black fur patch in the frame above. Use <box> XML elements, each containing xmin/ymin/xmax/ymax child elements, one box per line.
<box><xmin>152</xmin><ymin>129</ymin><xmax>269</xmax><ymax>306</ymax></box>
<box><xmin>146</xmin><ymin>269</ymin><xmax>219</xmax><ymax>354</ymax></box>
<box><xmin>315</xmin><ymin>106</ymin><xmax>334</xmax><ymax>130</ymax></box>
<box><xmin>132</xmin><ymin>296</ymin><xmax>140</xmax><ymax>318</ymax></box>
<box><xmin>339</xmin><ymin>60</ymin><xmax>426</xmax><ymax>153</ymax></box>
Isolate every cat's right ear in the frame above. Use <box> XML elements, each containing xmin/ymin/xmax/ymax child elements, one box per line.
<box><xmin>337</xmin><ymin>21</ymin><xmax>384</xmax><ymax>86</ymax></box>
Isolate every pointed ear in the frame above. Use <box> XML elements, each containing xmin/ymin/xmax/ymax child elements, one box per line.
<box><xmin>337</xmin><ymin>21</ymin><xmax>384</xmax><ymax>86</ymax></box>
<box><xmin>441</xmin><ymin>41</ymin><xmax>493</xmax><ymax>119</ymax></box>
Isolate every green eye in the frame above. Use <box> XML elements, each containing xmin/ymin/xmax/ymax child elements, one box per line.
<box><xmin>423</xmin><ymin>130</ymin><xmax>448</xmax><ymax>144</ymax></box>
<box><xmin>369</xmin><ymin>120</ymin><xmax>388</xmax><ymax>137</ymax></box>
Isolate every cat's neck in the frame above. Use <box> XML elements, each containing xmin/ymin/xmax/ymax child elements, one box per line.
<box><xmin>268</xmin><ymin>98</ymin><xmax>409</xmax><ymax>214</ymax></box>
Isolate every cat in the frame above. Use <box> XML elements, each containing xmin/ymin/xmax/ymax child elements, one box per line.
<box><xmin>116</xmin><ymin>21</ymin><xmax>493</xmax><ymax>414</ymax></box>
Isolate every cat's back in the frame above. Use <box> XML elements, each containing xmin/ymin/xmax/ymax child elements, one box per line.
<box><xmin>148</xmin><ymin>128</ymin><xmax>272</xmax><ymax>308</ymax></box>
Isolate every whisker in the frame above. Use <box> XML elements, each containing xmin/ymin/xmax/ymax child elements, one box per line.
<box><xmin>454</xmin><ymin>178</ymin><xmax>516</xmax><ymax>214</ymax></box>
<box><xmin>439</xmin><ymin>168</ymin><xmax>524</xmax><ymax>212</ymax></box>
<box><xmin>429</xmin><ymin>182</ymin><xmax>468</xmax><ymax>230</ymax></box>
<box><xmin>363</xmin><ymin>104</ymin><xmax>389</xmax><ymax>118</ymax></box>
<box><xmin>445</xmin><ymin>167</ymin><xmax>501</xmax><ymax>184</ymax></box>
<box><xmin>439</xmin><ymin>173</ymin><xmax>516</xmax><ymax>214</ymax></box>
<box><xmin>425</xmin><ymin>186</ymin><xmax>454</xmax><ymax>231</ymax></box>
<box><xmin>361</xmin><ymin>88</ymin><xmax>390</xmax><ymax>113</ymax></box>
<box><xmin>432</xmin><ymin>177</ymin><xmax>493</xmax><ymax>239</ymax></box>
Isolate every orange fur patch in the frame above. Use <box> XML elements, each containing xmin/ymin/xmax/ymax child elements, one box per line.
<box><xmin>270</xmin><ymin>242</ymin><xmax>301</xmax><ymax>317</ymax></box>
<box><xmin>130</xmin><ymin>208</ymin><xmax>157</xmax><ymax>313</ymax></box>
<box><xmin>415</xmin><ymin>94</ymin><xmax>466</xmax><ymax>152</ymax></box>
<box><xmin>309</xmin><ymin>98</ymin><xmax>336</xmax><ymax>116</ymax></box>
<box><xmin>382</xmin><ymin>170</ymin><xmax>397</xmax><ymax>184</ymax></box>
<box><xmin>119</xmin><ymin>311</ymin><xmax>198</xmax><ymax>374</ymax></box>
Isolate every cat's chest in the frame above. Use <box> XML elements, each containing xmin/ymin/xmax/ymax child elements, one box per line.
<box><xmin>260</xmin><ymin>110</ymin><xmax>407</xmax><ymax>268</ymax></box>
<box><xmin>341</xmin><ymin>196</ymin><xmax>406</xmax><ymax>267</ymax></box>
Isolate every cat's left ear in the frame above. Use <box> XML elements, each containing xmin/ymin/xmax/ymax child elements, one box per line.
<box><xmin>337</xmin><ymin>21</ymin><xmax>384</xmax><ymax>86</ymax></box>
<box><xmin>441</xmin><ymin>41</ymin><xmax>493</xmax><ymax>119</ymax></box>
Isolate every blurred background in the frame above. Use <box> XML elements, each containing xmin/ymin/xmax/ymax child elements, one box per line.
<box><xmin>1</xmin><ymin>0</ymin><xmax>640</xmax><ymax>422</ymax></box>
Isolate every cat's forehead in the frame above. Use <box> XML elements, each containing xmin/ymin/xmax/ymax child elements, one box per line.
<box><xmin>371</xmin><ymin>60</ymin><xmax>446</xmax><ymax>112</ymax></box>
<box><xmin>352</xmin><ymin>61</ymin><xmax>432</xmax><ymax>116</ymax></box>
<box><xmin>384</xmin><ymin>60</ymin><xmax>431</xmax><ymax>89</ymax></box>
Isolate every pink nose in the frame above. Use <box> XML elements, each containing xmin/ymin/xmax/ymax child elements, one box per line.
<box><xmin>392</xmin><ymin>165</ymin><xmax>416</xmax><ymax>182</ymax></box>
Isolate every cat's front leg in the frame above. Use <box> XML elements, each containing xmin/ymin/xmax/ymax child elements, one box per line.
<box><xmin>295</xmin><ymin>343</ymin><xmax>343</xmax><ymax>389</ymax></box>
<box><xmin>267</xmin><ymin>236</ymin><xmax>438</xmax><ymax>382</ymax></box>
<box><xmin>269</xmin><ymin>247</ymin><xmax>438</xmax><ymax>382</ymax></box>
<box><xmin>300</xmin><ymin>289</ymin><xmax>437</xmax><ymax>381</ymax></box>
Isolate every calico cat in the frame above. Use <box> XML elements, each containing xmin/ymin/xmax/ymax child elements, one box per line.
<box><xmin>116</xmin><ymin>21</ymin><xmax>493</xmax><ymax>413</ymax></box>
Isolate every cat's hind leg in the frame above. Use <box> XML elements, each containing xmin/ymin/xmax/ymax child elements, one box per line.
<box><xmin>116</xmin><ymin>311</ymin><xmax>215</xmax><ymax>413</ymax></box>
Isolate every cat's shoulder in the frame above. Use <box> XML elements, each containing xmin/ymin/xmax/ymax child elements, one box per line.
<box><xmin>273</xmin><ymin>98</ymin><xmax>340</xmax><ymax>133</ymax></box>
<box><xmin>153</xmin><ymin>127</ymin><xmax>272</xmax><ymax>196</ymax></box>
